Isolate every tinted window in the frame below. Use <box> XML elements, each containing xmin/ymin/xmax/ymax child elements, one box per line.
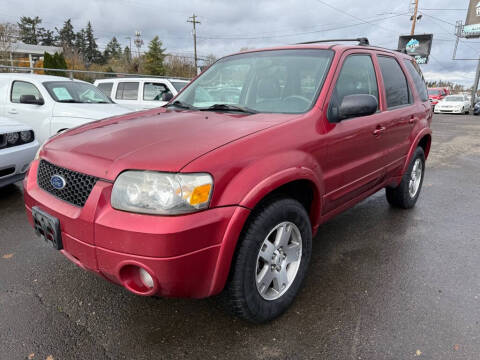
<box><xmin>11</xmin><ymin>81</ymin><xmax>42</xmax><ymax>103</ymax></box>
<box><xmin>328</xmin><ymin>54</ymin><xmax>378</xmax><ymax>122</ymax></box>
<box><xmin>378</xmin><ymin>56</ymin><xmax>410</xmax><ymax>108</ymax></box>
<box><xmin>97</xmin><ymin>82</ymin><xmax>113</xmax><ymax>97</ymax></box>
<box><xmin>116</xmin><ymin>82</ymin><xmax>139</xmax><ymax>100</ymax></box>
<box><xmin>143</xmin><ymin>82</ymin><xmax>172</xmax><ymax>101</ymax></box>
<box><xmin>404</xmin><ymin>60</ymin><xmax>428</xmax><ymax>102</ymax></box>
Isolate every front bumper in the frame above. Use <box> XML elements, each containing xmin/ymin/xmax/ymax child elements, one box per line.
<box><xmin>0</xmin><ymin>140</ymin><xmax>38</xmax><ymax>187</ymax></box>
<box><xmin>24</xmin><ymin>160</ymin><xmax>250</xmax><ymax>298</ymax></box>
<box><xmin>434</xmin><ymin>108</ymin><xmax>464</xmax><ymax>114</ymax></box>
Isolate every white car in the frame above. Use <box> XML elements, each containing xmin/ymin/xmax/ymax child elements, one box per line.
<box><xmin>434</xmin><ymin>95</ymin><xmax>471</xmax><ymax>114</ymax></box>
<box><xmin>0</xmin><ymin>117</ymin><xmax>38</xmax><ymax>187</ymax></box>
<box><xmin>94</xmin><ymin>77</ymin><xmax>189</xmax><ymax>111</ymax></box>
<box><xmin>0</xmin><ymin>74</ymin><xmax>133</xmax><ymax>144</ymax></box>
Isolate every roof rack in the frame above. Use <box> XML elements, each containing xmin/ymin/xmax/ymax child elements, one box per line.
<box><xmin>296</xmin><ymin>38</ymin><xmax>370</xmax><ymax>46</ymax></box>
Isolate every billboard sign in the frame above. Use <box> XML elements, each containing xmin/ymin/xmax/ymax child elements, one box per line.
<box><xmin>464</xmin><ymin>0</ymin><xmax>480</xmax><ymax>38</ymax></box>
<box><xmin>398</xmin><ymin>34</ymin><xmax>433</xmax><ymax>64</ymax></box>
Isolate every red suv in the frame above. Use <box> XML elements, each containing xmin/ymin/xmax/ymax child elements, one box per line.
<box><xmin>24</xmin><ymin>39</ymin><xmax>432</xmax><ymax>323</ymax></box>
<box><xmin>428</xmin><ymin>87</ymin><xmax>446</xmax><ymax>108</ymax></box>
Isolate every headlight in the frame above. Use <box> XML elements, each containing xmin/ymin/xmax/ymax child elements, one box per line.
<box><xmin>111</xmin><ymin>171</ymin><xmax>213</xmax><ymax>215</ymax></box>
<box><xmin>6</xmin><ymin>132</ymin><xmax>19</xmax><ymax>145</ymax></box>
<box><xmin>20</xmin><ymin>130</ymin><xmax>33</xmax><ymax>143</ymax></box>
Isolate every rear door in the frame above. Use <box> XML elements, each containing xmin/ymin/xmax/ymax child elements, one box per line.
<box><xmin>322</xmin><ymin>51</ymin><xmax>388</xmax><ymax>213</ymax></box>
<box><xmin>375</xmin><ymin>55</ymin><xmax>417</xmax><ymax>176</ymax></box>
<box><xmin>114</xmin><ymin>81</ymin><xmax>140</xmax><ymax>110</ymax></box>
<box><xmin>141</xmin><ymin>81</ymin><xmax>174</xmax><ymax>108</ymax></box>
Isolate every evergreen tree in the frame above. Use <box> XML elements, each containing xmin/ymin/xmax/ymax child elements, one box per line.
<box><xmin>43</xmin><ymin>51</ymin><xmax>67</xmax><ymax>76</ymax></box>
<box><xmin>143</xmin><ymin>36</ymin><xmax>166</xmax><ymax>75</ymax></box>
<box><xmin>18</xmin><ymin>16</ymin><xmax>42</xmax><ymax>44</ymax></box>
<box><xmin>84</xmin><ymin>21</ymin><xmax>102</xmax><ymax>64</ymax></box>
<box><xmin>57</xmin><ymin>19</ymin><xmax>75</xmax><ymax>49</ymax></box>
<box><xmin>74</xmin><ymin>29</ymin><xmax>87</xmax><ymax>59</ymax></box>
<box><xmin>39</xmin><ymin>28</ymin><xmax>57</xmax><ymax>46</ymax></box>
<box><xmin>104</xmin><ymin>36</ymin><xmax>122</xmax><ymax>61</ymax></box>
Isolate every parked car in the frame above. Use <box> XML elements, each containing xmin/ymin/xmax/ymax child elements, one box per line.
<box><xmin>434</xmin><ymin>94</ymin><xmax>471</xmax><ymax>114</ymax></box>
<box><xmin>24</xmin><ymin>40</ymin><xmax>432</xmax><ymax>323</ymax></box>
<box><xmin>474</xmin><ymin>101</ymin><xmax>480</xmax><ymax>115</ymax></box>
<box><xmin>0</xmin><ymin>74</ymin><xmax>132</xmax><ymax>144</ymax></box>
<box><xmin>94</xmin><ymin>77</ymin><xmax>190</xmax><ymax>111</ymax></box>
<box><xmin>428</xmin><ymin>87</ymin><xmax>446</xmax><ymax>108</ymax></box>
<box><xmin>0</xmin><ymin>117</ymin><xmax>38</xmax><ymax>187</ymax></box>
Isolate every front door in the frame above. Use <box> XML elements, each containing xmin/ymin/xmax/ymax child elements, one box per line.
<box><xmin>322</xmin><ymin>52</ymin><xmax>387</xmax><ymax>213</ymax></box>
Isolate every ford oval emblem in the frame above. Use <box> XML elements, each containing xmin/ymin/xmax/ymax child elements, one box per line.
<box><xmin>50</xmin><ymin>175</ymin><xmax>66</xmax><ymax>190</ymax></box>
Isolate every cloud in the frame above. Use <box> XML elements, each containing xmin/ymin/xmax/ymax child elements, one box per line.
<box><xmin>2</xmin><ymin>0</ymin><xmax>479</xmax><ymax>84</ymax></box>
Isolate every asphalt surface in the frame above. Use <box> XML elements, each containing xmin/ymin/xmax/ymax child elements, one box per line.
<box><xmin>1</xmin><ymin>114</ymin><xmax>480</xmax><ymax>360</ymax></box>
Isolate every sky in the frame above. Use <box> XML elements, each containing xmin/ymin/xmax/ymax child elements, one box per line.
<box><xmin>0</xmin><ymin>0</ymin><xmax>478</xmax><ymax>85</ymax></box>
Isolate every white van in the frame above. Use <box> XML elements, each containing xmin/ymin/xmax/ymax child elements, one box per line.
<box><xmin>94</xmin><ymin>77</ymin><xmax>190</xmax><ymax>111</ymax></box>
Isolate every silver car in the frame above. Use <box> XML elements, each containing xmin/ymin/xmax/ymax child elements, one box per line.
<box><xmin>0</xmin><ymin>117</ymin><xmax>39</xmax><ymax>187</ymax></box>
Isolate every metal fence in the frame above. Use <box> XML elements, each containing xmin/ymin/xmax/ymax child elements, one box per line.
<box><xmin>0</xmin><ymin>65</ymin><xmax>191</xmax><ymax>82</ymax></box>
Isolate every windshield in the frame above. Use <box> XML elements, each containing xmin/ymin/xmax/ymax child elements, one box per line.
<box><xmin>43</xmin><ymin>81</ymin><xmax>113</xmax><ymax>104</ymax></box>
<box><xmin>445</xmin><ymin>96</ymin><xmax>463</xmax><ymax>102</ymax></box>
<box><xmin>428</xmin><ymin>89</ymin><xmax>441</xmax><ymax>96</ymax></box>
<box><xmin>171</xmin><ymin>81</ymin><xmax>189</xmax><ymax>92</ymax></box>
<box><xmin>173</xmin><ymin>49</ymin><xmax>334</xmax><ymax>114</ymax></box>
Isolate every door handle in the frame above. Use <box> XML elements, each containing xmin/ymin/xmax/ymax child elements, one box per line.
<box><xmin>409</xmin><ymin>116</ymin><xmax>417</xmax><ymax>124</ymax></box>
<box><xmin>373</xmin><ymin>126</ymin><xmax>386</xmax><ymax>136</ymax></box>
<box><xmin>8</xmin><ymin>109</ymin><xmax>17</xmax><ymax>115</ymax></box>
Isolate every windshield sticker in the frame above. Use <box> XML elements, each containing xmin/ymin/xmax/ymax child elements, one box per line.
<box><xmin>52</xmin><ymin>87</ymin><xmax>73</xmax><ymax>101</ymax></box>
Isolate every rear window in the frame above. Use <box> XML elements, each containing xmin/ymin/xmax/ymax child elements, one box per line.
<box><xmin>428</xmin><ymin>89</ymin><xmax>441</xmax><ymax>96</ymax></box>
<box><xmin>378</xmin><ymin>56</ymin><xmax>410</xmax><ymax>109</ymax></box>
<box><xmin>97</xmin><ymin>82</ymin><xmax>113</xmax><ymax>97</ymax></box>
<box><xmin>116</xmin><ymin>82</ymin><xmax>139</xmax><ymax>100</ymax></box>
<box><xmin>171</xmin><ymin>81</ymin><xmax>188</xmax><ymax>92</ymax></box>
<box><xmin>404</xmin><ymin>60</ymin><xmax>428</xmax><ymax>102</ymax></box>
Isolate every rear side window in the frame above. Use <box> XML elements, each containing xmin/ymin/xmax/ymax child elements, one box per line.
<box><xmin>11</xmin><ymin>81</ymin><xmax>42</xmax><ymax>103</ymax></box>
<box><xmin>328</xmin><ymin>54</ymin><xmax>378</xmax><ymax>122</ymax></box>
<box><xmin>97</xmin><ymin>82</ymin><xmax>113</xmax><ymax>97</ymax></box>
<box><xmin>116</xmin><ymin>82</ymin><xmax>139</xmax><ymax>100</ymax></box>
<box><xmin>404</xmin><ymin>60</ymin><xmax>428</xmax><ymax>102</ymax></box>
<box><xmin>378</xmin><ymin>56</ymin><xmax>410</xmax><ymax>109</ymax></box>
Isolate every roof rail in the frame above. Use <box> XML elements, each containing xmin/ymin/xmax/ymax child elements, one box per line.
<box><xmin>296</xmin><ymin>38</ymin><xmax>370</xmax><ymax>46</ymax></box>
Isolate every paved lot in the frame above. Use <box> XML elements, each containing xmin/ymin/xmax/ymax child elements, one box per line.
<box><xmin>1</xmin><ymin>114</ymin><xmax>480</xmax><ymax>360</ymax></box>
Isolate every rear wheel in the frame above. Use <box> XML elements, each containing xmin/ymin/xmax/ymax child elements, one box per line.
<box><xmin>224</xmin><ymin>197</ymin><xmax>312</xmax><ymax>323</ymax></box>
<box><xmin>386</xmin><ymin>147</ymin><xmax>425</xmax><ymax>209</ymax></box>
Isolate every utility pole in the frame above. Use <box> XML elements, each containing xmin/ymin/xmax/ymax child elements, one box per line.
<box><xmin>472</xmin><ymin>59</ymin><xmax>480</xmax><ymax>109</ymax></box>
<box><xmin>410</xmin><ymin>0</ymin><xmax>419</xmax><ymax>35</ymax></box>
<box><xmin>187</xmin><ymin>14</ymin><xmax>201</xmax><ymax>74</ymax></box>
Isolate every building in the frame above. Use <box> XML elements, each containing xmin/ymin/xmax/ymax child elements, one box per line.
<box><xmin>7</xmin><ymin>42</ymin><xmax>63</xmax><ymax>69</ymax></box>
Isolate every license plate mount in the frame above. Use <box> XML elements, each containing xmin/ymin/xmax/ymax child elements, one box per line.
<box><xmin>32</xmin><ymin>206</ymin><xmax>63</xmax><ymax>250</ymax></box>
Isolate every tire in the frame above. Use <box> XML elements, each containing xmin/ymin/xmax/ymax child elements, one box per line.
<box><xmin>223</xmin><ymin>197</ymin><xmax>312</xmax><ymax>323</ymax></box>
<box><xmin>386</xmin><ymin>147</ymin><xmax>425</xmax><ymax>209</ymax></box>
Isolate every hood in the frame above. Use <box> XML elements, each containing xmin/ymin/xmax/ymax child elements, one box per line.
<box><xmin>0</xmin><ymin>117</ymin><xmax>32</xmax><ymax>132</ymax></box>
<box><xmin>43</xmin><ymin>108</ymin><xmax>296</xmax><ymax>180</ymax></box>
<box><xmin>52</xmin><ymin>102</ymin><xmax>132</xmax><ymax>120</ymax></box>
<box><xmin>437</xmin><ymin>101</ymin><xmax>464</xmax><ymax>106</ymax></box>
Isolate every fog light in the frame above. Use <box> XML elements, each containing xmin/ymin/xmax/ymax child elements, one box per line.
<box><xmin>139</xmin><ymin>268</ymin><xmax>154</xmax><ymax>288</ymax></box>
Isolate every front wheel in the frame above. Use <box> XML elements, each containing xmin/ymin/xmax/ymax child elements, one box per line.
<box><xmin>386</xmin><ymin>147</ymin><xmax>425</xmax><ymax>209</ymax></box>
<box><xmin>224</xmin><ymin>198</ymin><xmax>312</xmax><ymax>323</ymax></box>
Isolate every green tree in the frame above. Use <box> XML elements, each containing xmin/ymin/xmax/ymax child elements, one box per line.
<box><xmin>104</xmin><ymin>36</ymin><xmax>122</xmax><ymax>61</ymax></box>
<box><xmin>39</xmin><ymin>28</ymin><xmax>57</xmax><ymax>46</ymax></box>
<box><xmin>143</xmin><ymin>36</ymin><xmax>166</xmax><ymax>75</ymax></box>
<box><xmin>74</xmin><ymin>29</ymin><xmax>87</xmax><ymax>57</ymax></box>
<box><xmin>43</xmin><ymin>52</ymin><xmax>67</xmax><ymax>76</ymax></box>
<box><xmin>123</xmin><ymin>46</ymin><xmax>131</xmax><ymax>63</ymax></box>
<box><xmin>57</xmin><ymin>19</ymin><xmax>75</xmax><ymax>49</ymax></box>
<box><xmin>84</xmin><ymin>22</ymin><xmax>103</xmax><ymax>65</ymax></box>
<box><xmin>18</xmin><ymin>16</ymin><xmax>42</xmax><ymax>44</ymax></box>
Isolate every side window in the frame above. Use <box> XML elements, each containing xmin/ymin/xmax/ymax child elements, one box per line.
<box><xmin>143</xmin><ymin>82</ymin><xmax>172</xmax><ymax>101</ymax></box>
<box><xmin>403</xmin><ymin>60</ymin><xmax>428</xmax><ymax>102</ymax></box>
<box><xmin>97</xmin><ymin>82</ymin><xmax>113</xmax><ymax>97</ymax></box>
<box><xmin>328</xmin><ymin>54</ymin><xmax>378</xmax><ymax>122</ymax></box>
<box><xmin>11</xmin><ymin>81</ymin><xmax>42</xmax><ymax>103</ymax></box>
<box><xmin>115</xmin><ymin>82</ymin><xmax>139</xmax><ymax>100</ymax></box>
<box><xmin>378</xmin><ymin>56</ymin><xmax>410</xmax><ymax>108</ymax></box>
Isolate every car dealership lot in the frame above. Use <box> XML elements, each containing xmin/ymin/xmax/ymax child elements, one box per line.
<box><xmin>1</xmin><ymin>113</ymin><xmax>480</xmax><ymax>360</ymax></box>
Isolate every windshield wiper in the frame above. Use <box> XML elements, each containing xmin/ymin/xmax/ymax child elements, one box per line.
<box><xmin>166</xmin><ymin>100</ymin><xmax>197</xmax><ymax>110</ymax></box>
<box><xmin>200</xmin><ymin>104</ymin><xmax>258</xmax><ymax>114</ymax></box>
<box><xmin>57</xmin><ymin>99</ymin><xmax>82</xmax><ymax>103</ymax></box>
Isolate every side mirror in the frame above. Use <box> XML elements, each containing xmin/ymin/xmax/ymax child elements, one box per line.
<box><xmin>20</xmin><ymin>94</ymin><xmax>44</xmax><ymax>105</ymax></box>
<box><xmin>161</xmin><ymin>92</ymin><xmax>174</xmax><ymax>102</ymax></box>
<box><xmin>338</xmin><ymin>94</ymin><xmax>378</xmax><ymax>121</ymax></box>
